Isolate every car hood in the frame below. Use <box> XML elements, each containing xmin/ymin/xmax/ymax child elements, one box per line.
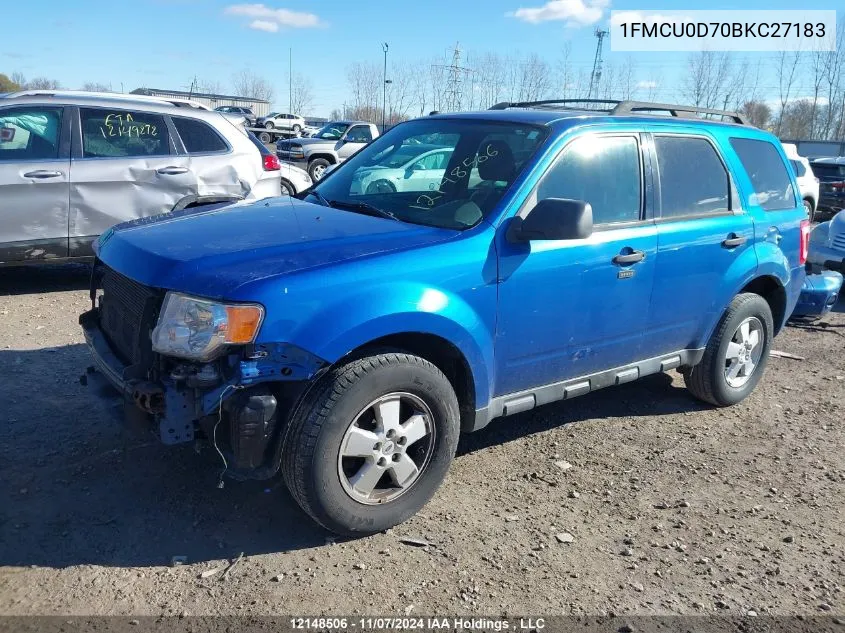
<box><xmin>283</xmin><ymin>137</ymin><xmax>334</xmax><ymax>147</ymax></box>
<box><xmin>95</xmin><ymin>198</ymin><xmax>458</xmax><ymax>298</ymax></box>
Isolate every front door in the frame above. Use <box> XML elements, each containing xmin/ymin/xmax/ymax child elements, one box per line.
<box><xmin>0</xmin><ymin>105</ymin><xmax>70</xmax><ymax>261</ymax></box>
<box><xmin>338</xmin><ymin>125</ymin><xmax>373</xmax><ymax>160</ymax></box>
<box><xmin>495</xmin><ymin>133</ymin><xmax>657</xmax><ymax>396</ymax></box>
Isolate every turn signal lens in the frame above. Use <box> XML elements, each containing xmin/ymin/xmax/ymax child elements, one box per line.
<box><xmin>224</xmin><ymin>305</ymin><xmax>264</xmax><ymax>344</ymax></box>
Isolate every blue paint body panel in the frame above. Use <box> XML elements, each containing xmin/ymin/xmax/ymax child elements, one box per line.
<box><xmin>92</xmin><ymin>110</ymin><xmax>807</xmax><ymax>431</ymax></box>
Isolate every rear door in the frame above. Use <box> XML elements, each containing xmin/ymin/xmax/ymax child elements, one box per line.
<box><xmin>170</xmin><ymin>115</ymin><xmax>247</xmax><ymax>199</ymax></box>
<box><xmin>68</xmin><ymin>106</ymin><xmax>196</xmax><ymax>256</ymax></box>
<box><xmin>645</xmin><ymin>132</ymin><xmax>755</xmax><ymax>355</ymax></box>
<box><xmin>0</xmin><ymin>105</ymin><xmax>71</xmax><ymax>261</ymax></box>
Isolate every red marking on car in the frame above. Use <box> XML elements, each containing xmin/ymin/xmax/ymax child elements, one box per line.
<box><xmin>0</xmin><ymin>128</ymin><xmax>15</xmax><ymax>142</ymax></box>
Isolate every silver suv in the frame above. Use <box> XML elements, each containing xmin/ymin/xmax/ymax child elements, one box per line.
<box><xmin>0</xmin><ymin>91</ymin><xmax>282</xmax><ymax>264</ymax></box>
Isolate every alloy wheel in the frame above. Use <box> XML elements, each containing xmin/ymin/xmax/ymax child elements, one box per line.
<box><xmin>724</xmin><ymin>316</ymin><xmax>764</xmax><ymax>388</ymax></box>
<box><xmin>337</xmin><ymin>392</ymin><xmax>436</xmax><ymax>505</ymax></box>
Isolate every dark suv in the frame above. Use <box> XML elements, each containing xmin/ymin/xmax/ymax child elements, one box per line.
<box><xmin>81</xmin><ymin>99</ymin><xmax>809</xmax><ymax>536</ymax></box>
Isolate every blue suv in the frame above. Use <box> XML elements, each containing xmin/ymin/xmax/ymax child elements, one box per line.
<box><xmin>81</xmin><ymin>99</ymin><xmax>810</xmax><ymax>535</ymax></box>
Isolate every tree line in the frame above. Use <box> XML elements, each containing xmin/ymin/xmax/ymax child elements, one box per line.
<box><xmin>335</xmin><ymin>23</ymin><xmax>845</xmax><ymax>142</ymax></box>
<box><xmin>4</xmin><ymin>22</ymin><xmax>844</xmax><ymax>142</ymax></box>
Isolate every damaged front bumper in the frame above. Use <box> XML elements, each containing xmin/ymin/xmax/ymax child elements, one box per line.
<box><xmin>80</xmin><ymin>307</ymin><xmax>326</xmax><ymax>478</ymax></box>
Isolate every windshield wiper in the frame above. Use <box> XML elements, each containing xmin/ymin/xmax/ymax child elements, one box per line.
<box><xmin>301</xmin><ymin>189</ymin><xmax>330</xmax><ymax>207</ymax></box>
<box><xmin>326</xmin><ymin>199</ymin><xmax>400</xmax><ymax>221</ymax></box>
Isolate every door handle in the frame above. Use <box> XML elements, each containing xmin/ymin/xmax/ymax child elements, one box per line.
<box><xmin>722</xmin><ymin>234</ymin><xmax>747</xmax><ymax>248</ymax></box>
<box><xmin>613</xmin><ymin>250</ymin><xmax>645</xmax><ymax>265</ymax></box>
<box><xmin>156</xmin><ymin>166</ymin><xmax>189</xmax><ymax>175</ymax></box>
<box><xmin>23</xmin><ymin>170</ymin><xmax>62</xmax><ymax>179</ymax></box>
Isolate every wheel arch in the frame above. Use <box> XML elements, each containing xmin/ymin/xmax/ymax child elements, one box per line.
<box><xmin>171</xmin><ymin>194</ymin><xmax>243</xmax><ymax>212</ymax></box>
<box><xmin>308</xmin><ymin>152</ymin><xmax>338</xmax><ymax>165</ymax></box>
<box><xmin>739</xmin><ymin>274</ymin><xmax>788</xmax><ymax>335</ymax></box>
<box><xmin>341</xmin><ymin>332</ymin><xmax>478</xmax><ymax>432</ymax></box>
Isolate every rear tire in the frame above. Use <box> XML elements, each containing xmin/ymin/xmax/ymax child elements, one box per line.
<box><xmin>281</xmin><ymin>350</ymin><xmax>460</xmax><ymax>536</ymax></box>
<box><xmin>684</xmin><ymin>293</ymin><xmax>773</xmax><ymax>407</ymax></box>
<box><xmin>292</xmin><ymin>124</ymin><xmax>301</xmax><ymax>134</ymax></box>
<box><xmin>258</xmin><ymin>131</ymin><xmax>271</xmax><ymax>143</ymax></box>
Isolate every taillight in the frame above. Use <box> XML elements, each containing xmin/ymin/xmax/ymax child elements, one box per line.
<box><xmin>263</xmin><ymin>154</ymin><xmax>280</xmax><ymax>171</ymax></box>
<box><xmin>831</xmin><ymin>181</ymin><xmax>845</xmax><ymax>190</ymax></box>
<box><xmin>799</xmin><ymin>219</ymin><xmax>810</xmax><ymax>265</ymax></box>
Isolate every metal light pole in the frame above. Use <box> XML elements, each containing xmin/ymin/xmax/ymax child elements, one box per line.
<box><xmin>381</xmin><ymin>42</ymin><xmax>389</xmax><ymax>132</ymax></box>
<box><xmin>289</xmin><ymin>48</ymin><xmax>292</xmax><ymax>114</ymax></box>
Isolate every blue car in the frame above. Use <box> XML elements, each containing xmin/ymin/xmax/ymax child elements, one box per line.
<box><xmin>81</xmin><ymin>99</ymin><xmax>810</xmax><ymax>535</ymax></box>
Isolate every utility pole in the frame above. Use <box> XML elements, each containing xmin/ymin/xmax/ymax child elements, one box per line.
<box><xmin>289</xmin><ymin>48</ymin><xmax>292</xmax><ymax>114</ymax></box>
<box><xmin>588</xmin><ymin>28</ymin><xmax>609</xmax><ymax>99</ymax></box>
<box><xmin>382</xmin><ymin>43</ymin><xmax>390</xmax><ymax>132</ymax></box>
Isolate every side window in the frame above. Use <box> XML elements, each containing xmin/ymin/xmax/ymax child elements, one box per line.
<box><xmin>172</xmin><ymin>117</ymin><xmax>228</xmax><ymax>153</ymax></box>
<box><xmin>0</xmin><ymin>107</ymin><xmax>62</xmax><ymax>161</ymax></box>
<box><xmin>346</xmin><ymin>125</ymin><xmax>373</xmax><ymax>143</ymax></box>
<box><xmin>789</xmin><ymin>159</ymin><xmax>806</xmax><ymax>177</ymax></box>
<box><xmin>80</xmin><ymin>108</ymin><xmax>169</xmax><ymax>158</ymax></box>
<box><xmin>730</xmin><ymin>138</ymin><xmax>796</xmax><ymax>211</ymax></box>
<box><xmin>538</xmin><ymin>135</ymin><xmax>642</xmax><ymax>225</ymax></box>
<box><xmin>414</xmin><ymin>150</ymin><xmax>450</xmax><ymax>171</ymax></box>
<box><xmin>654</xmin><ymin>136</ymin><xmax>730</xmax><ymax>218</ymax></box>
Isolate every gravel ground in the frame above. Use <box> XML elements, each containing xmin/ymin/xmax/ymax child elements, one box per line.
<box><xmin>0</xmin><ymin>264</ymin><xmax>843</xmax><ymax>617</ymax></box>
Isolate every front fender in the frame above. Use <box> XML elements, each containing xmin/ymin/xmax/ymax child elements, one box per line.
<box><xmin>261</xmin><ymin>282</ymin><xmax>495</xmax><ymax>409</ymax></box>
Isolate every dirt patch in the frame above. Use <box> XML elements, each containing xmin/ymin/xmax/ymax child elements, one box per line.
<box><xmin>1</xmin><ymin>265</ymin><xmax>843</xmax><ymax>616</ymax></box>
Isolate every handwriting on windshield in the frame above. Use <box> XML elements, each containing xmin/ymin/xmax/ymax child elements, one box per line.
<box><xmin>99</xmin><ymin>113</ymin><xmax>158</xmax><ymax>139</ymax></box>
<box><xmin>410</xmin><ymin>143</ymin><xmax>499</xmax><ymax>210</ymax></box>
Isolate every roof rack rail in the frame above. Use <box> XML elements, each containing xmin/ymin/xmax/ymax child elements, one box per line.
<box><xmin>2</xmin><ymin>90</ymin><xmax>211</xmax><ymax>110</ymax></box>
<box><xmin>489</xmin><ymin>98</ymin><xmax>749</xmax><ymax>125</ymax></box>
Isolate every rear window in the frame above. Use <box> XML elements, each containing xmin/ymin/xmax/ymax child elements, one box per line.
<box><xmin>811</xmin><ymin>163</ymin><xmax>845</xmax><ymax>179</ymax></box>
<box><xmin>172</xmin><ymin>117</ymin><xmax>228</xmax><ymax>154</ymax></box>
<box><xmin>730</xmin><ymin>138</ymin><xmax>796</xmax><ymax>211</ymax></box>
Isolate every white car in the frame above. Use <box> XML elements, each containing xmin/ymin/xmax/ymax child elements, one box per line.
<box><xmin>0</xmin><ymin>90</ymin><xmax>281</xmax><ymax>264</ymax></box>
<box><xmin>350</xmin><ymin>145</ymin><xmax>453</xmax><ymax>195</ymax></box>
<box><xmin>783</xmin><ymin>143</ymin><xmax>820</xmax><ymax>221</ymax></box>
<box><xmin>279</xmin><ymin>162</ymin><xmax>312</xmax><ymax>195</ymax></box>
<box><xmin>259</xmin><ymin>112</ymin><xmax>305</xmax><ymax>133</ymax></box>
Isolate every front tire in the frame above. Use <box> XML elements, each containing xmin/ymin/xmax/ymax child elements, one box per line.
<box><xmin>279</xmin><ymin>179</ymin><xmax>294</xmax><ymax>196</ymax></box>
<box><xmin>264</xmin><ymin>121</ymin><xmax>275</xmax><ymax>129</ymax></box>
<box><xmin>308</xmin><ymin>158</ymin><xmax>331</xmax><ymax>181</ymax></box>
<box><xmin>684</xmin><ymin>293</ymin><xmax>773</xmax><ymax>407</ymax></box>
<box><xmin>281</xmin><ymin>350</ymin><xmax>460</xmax><ymax>536</ymax></box>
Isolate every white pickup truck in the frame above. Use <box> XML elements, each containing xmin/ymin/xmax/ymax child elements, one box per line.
<box><xmin>275</xmin><ymin>121</ymin><xmax>380</xmax><ymax>181</ymax></box>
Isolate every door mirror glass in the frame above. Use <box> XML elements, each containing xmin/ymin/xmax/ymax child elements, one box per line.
<box><xmin>508</xmin><ymin>198</ymin><xmax>593</xmax><ymax>242</ymax></box>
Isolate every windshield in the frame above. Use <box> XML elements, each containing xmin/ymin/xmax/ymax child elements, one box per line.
<box><xmin>314</xmin><ymin>122</ymin><xmax>350</xmax><ymax>140</ymax></box>
<box><xmin>311</xmin><ymin>118</ymin><xmax>547</xmax><ymax>230</ymax></box>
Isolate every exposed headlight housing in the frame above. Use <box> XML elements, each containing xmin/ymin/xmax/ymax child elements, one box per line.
<box><xmin>151</xmin><ymin>292</ymin><xmax>264</xmax><ymax>361</ymax></box>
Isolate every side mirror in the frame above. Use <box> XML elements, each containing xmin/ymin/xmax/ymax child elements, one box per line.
<box><xmin>507</xmin><ymin>198</ymin><xmax>593</xmax><ymax>242</ymax></box>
